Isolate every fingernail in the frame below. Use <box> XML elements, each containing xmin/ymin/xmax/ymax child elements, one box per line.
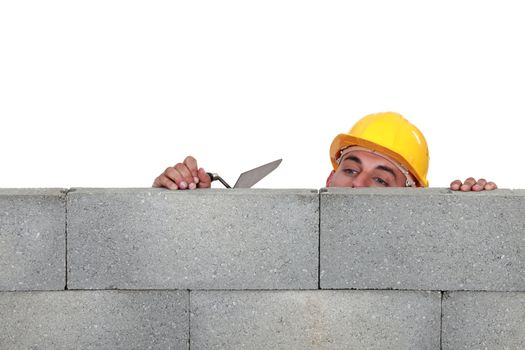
<box><xmin>194</xmin><ymin>176</ymin><xmax>199</xmax><ymax>184</ymax></box>
<box><xmin>180</xmin><ymin>181</ymin><xmax>188</xmax><ymax>189</ymax></box>
<box><xmin>169</xmin><ymin>183</ymin><xmax>178</xmax><ymax>190</ymax></box>
<box><xmin>189</xmin><ymin>183</ymin><xmax>196</xmax><ymax>190</ymax></box>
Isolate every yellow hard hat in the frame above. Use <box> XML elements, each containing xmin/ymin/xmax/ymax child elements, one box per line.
<box><xmin>330</xmin><ymin>112</ymin><xmax>429</xmax><ymax>187</ymax></box>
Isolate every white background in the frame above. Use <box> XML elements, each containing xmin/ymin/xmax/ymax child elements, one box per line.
<box><xmin>1</xmin><ymin>1</ymin><xmax>523</xmax><ymax>189</ymax></box>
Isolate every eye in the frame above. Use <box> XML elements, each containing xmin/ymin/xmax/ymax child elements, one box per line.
<box><xmin>343</xmin><ymin>168</ymin><xmax>358</xmax><ymax>175</ymax></box>
<box><xmin>374</xmin><ymin>177</ymin><xmax>388</xmax><ymax>186</ymax></box>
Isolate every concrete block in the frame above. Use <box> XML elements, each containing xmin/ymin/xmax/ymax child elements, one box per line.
<box><xmin>0</xmin><ymin>290</ymin><xmax>189</xmax><ymax>349</ymax></box>
<box><xmin>190</xmin><ymin>290</ymin><xmax>441</xmax><ymax>350</ymax></box>
<box><xmin>0</xmin><ymin>189</ymin><xmax>66</xmax><ymax>291</ymax></box>
<box><xmin>320</xmin><ymin>188</ymin><xmax>525</xmax><ymax>291</ymax></box>
<box><xmin>67</xmin><ymin>188</ymin><xmax>318</xmax><ymax>289</ymax></box>
<box><xmin>442</xmin><ymin>292</ymin><xmax>525</xmax><ymax>350</ymax></box>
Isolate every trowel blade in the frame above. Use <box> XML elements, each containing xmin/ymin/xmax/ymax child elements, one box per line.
<box><xmin>233</xmin><ymin>159</ymin><xmax>282</xmax><ymax>188</ymax></box>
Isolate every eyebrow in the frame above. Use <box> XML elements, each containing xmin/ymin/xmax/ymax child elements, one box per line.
<box><xmin>376</xmin><ymin>165</ymin><xmax>397</xmax><ymax>179</ymax></box>
<box><xmin>342</xmin><ymin>155</ymin><xmax>397</xmax><ymax>179</ymax></box>
<box><xmin>342</xmin><ymin>155</ymin><xmax>361</xmax><ymax>164</ymax></box>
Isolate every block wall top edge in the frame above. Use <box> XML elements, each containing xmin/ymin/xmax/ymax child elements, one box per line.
<box><xmin>0</xmin><ymin>290</ymin><xmax>190</xmax><ymax>296</ymax></box>
<box><xmin>67</xmin><ymin>188</ymin><xmax>319</xmax><ymax>195</ymax></box>
<box><xmin>444</xmin><ymin>291</ymin><xmax>525</xmax><ymax>296</ymax></box>
<box><xmin>2</xmin><ymin>187</ymin><xmax>522</xmax><ymax>196</ymax></box>
<box><xmin>320</xmin><ymin>187</ymin><xmax>518</xmax><ymax>196</ymax></box>
<box><xmin>0</xmin><ymin>188</ymin><xmax>68</xmax><ymax>196</ymax></box>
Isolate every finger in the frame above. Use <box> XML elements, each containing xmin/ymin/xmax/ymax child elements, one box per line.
<box><xmin>460</xmin><ymin>184</ymin><xmax>471</xmax><ymax>191</ymax></box>
<box><xmin>154</xmin><ymin>175</ymin><xmax>179</xmax><ymax>190</ymax></box>
<box><xmin>183</xmin><ymin>155</ymin><xmax>200</xmax><ymax>184</ymax></box>
<box><xmin>464</xmin><ymin>177</ymin><xmax>477</xmax><ymax>186</ymax></box>
<box><xmin>163</xmin><ymin>166</ymin><xmax>185</xmax><ymax>188</ymax></box>
<box><xmin>471</xmin><ymin>178</ymin><xmax>487</xmax><ymax>192</ymax></box>
<box><xmin>485</xmin><ymin>181</ymin><xmax>497</xmax><ymax>191</ymax></box>
<box><xmin>174</xmin><ymin>163</ymin><xmax>194</xmax><ymax>189</ymax></box>
<box><xmin>460</xmin><ymin>177</ymin><xmax>477</xmax><ymax>192</ymax></box>
<box><xmin>197</xmin><ymin>168</ymin><xmax>212</xmax><ymax>188</ymax></box>
<box><xmin>152</xmin><ymin>176</ymin><xmax>161</xmax><ymax>188</ymax></box>
<box><xmin>477</xmin><ymin>178</ymin><xmax>487</xmax><ymax>185</ymax></box>
<box><xmin>450</xmin><ymin>180</ymin><xmax>462</xmax><ymax>191</ymax></box>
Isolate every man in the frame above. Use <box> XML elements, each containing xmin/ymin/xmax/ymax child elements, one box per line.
<box><xmin>153</xmin><ymin>112</ymin><xmax>497</xmax><ymax>191</ymax></box>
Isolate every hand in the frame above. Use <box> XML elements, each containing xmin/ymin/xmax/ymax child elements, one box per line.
<box><xmin>153</xmin><ymin>156</ymin><xmax>212</xmax><ymax>190</ymax></box>
<box><xmin>450</xmin><ymin>177</ymin><xmax>497</xmax><ymax>192</ymax></box>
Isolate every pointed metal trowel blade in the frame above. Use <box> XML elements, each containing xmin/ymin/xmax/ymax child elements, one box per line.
<box><xmin>233</xmin><ymin>159</ymin><xmax>282</xmax><ymax>188</ymax></box>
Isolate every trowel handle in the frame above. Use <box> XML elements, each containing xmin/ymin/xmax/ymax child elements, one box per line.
<box><xmin>206</xmin><ymin>172</ymin><xmax>232</xmax><ymax>188</ymax></box>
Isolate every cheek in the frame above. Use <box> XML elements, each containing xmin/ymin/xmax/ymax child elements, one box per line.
<box><xmin>329</xmin><ymin>172</ymin><xmax>352</xmax><ymax>187</ymax></box>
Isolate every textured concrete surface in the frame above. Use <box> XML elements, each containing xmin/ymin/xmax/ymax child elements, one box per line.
<box><xmin>0</xmin><ymin>290</ymin><xmax>189</xmax><ymax>349</ymax></box>
<box><xmin>320</xmin><ymin>188</ymin><xmax>525</xmax><ymax>291</ymax></box>
<box><xmin>442</xmin><ymin>292</ymin><xmax>525</xmax><ymax>350</ymax></box>
<box><xmin>67</xmin><ymin>188</ymin><xmax>318</xmax><ymax>289</ymax></box>
<box><xmin>0</xmin><ymin>189</ymin><xmax>66</xmax><ymax>291</ymax></box>
<box><xmin>190</xmin><ymin>290</ymin><xmax>441</xmax><ymax>350</ymax></box>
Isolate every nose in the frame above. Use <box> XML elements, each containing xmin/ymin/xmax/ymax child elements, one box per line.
<box><xmin>351</xmin><ymin>173</ymin><xmax>368</xmax><ymax>188</ymax></box>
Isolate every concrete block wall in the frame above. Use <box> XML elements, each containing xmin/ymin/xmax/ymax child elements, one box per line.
<box><xmin>1</xmin><ymin>188</ymin><xmax>523</xmax><ymax>349</ymax></box>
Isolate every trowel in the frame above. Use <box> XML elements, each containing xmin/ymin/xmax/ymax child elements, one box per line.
<box><xmin>207</xmin><ymin>159</ymin><xmax>282</xmax><ymax>188</ymax></box>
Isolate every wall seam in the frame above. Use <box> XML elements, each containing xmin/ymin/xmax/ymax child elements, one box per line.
<box><xmin>440</xmin><ymin>291</ymin><xmax>444</xmax><ymax>350</ymax></box>
<box><xmin>188</xmin><ymin>290</ymin><xmax>191</xmax><ymax>350</ymax></box>
<box><xmin>318</xmin><ymin>192</ymin><xmax>321</xmax><ymax>290</ymax></box>
<box><xmin>62</xmin><ymin>188</ymin><xmax>70</xmax><ymax>291</ymax></box>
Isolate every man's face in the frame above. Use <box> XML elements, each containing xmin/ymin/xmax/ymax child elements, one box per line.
<box><xmin>328</xmin><ymin>150</ymin><xmax>408</xmax><ymax>188</ymax></box>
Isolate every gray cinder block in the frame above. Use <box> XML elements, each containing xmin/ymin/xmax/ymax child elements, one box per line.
<box><xmin>0</xmin><ymin>290</ymin><xmax>189</xmax><ymax>350</ymax></box>
<box><xmin>442</xmin><ymin>292</ymin><xmax>525</xmax><ymax>350</ymax></box>
<box><xmin>67</xmin><ymin>189</ymin><xmax>318</xmax><ymax>289</ymax></box>
<box><xmin>190</xmin><ymin>290</ymin><xmax>441</xmax><ymax>350</ymax></box>
<box><xmin>0</xmin><ymin>189</ymin><xmax>66</xmax><ymax>291</ymax></box>
<box><xmin>320</xmin><ymin>188</ymin><xmax>525</xmax><ymax>291</ymax></box>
